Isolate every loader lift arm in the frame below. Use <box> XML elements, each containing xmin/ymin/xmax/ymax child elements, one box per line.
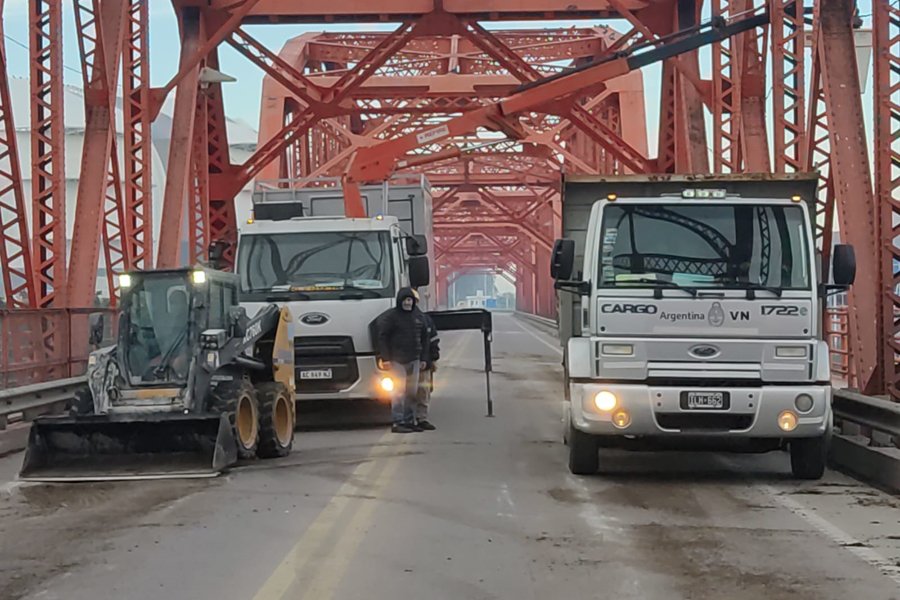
<box><xmin>196</xmin><ymin>304</ymin><xmax>291</xmax><ymax>395</ymax></box>
<box><xmin>340</xmin><ymin>9</ymin><xmax>770</xmax><ymax>216</ymax></box>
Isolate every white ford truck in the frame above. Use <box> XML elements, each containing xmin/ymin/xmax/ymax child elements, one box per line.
<box><xmin>551</xmin><ymin>174</ymin><xmax>855</xmax><ymax>479</ymax></box>
<box><xmin>237</xmin><ymin>178</ymin><xmax>433</xmax><ymax>405</ymax></box>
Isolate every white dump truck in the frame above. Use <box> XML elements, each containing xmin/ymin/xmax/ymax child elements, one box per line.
<box><xmin>237</xmin><ymin>177</ymin><xmax>433</xmax><ymax>404</ymax></box>
<box><xmin>551</xmin><ymin>174</ymin><xmax>856</xmax><ymax>479</ymax></box>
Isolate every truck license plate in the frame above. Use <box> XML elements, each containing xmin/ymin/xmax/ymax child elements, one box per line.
<box><xmin>682</xmin><ymin>391</ymin><xmax>729</xmax><ymax>410</ymax></box>
<box><xmin>300</xmin><ymin>369</ymin><xmax>333</xmax><ymax>380</ymax></box>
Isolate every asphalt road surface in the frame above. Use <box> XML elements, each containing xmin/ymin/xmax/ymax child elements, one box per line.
<box><xmin>1</xmin><ymin>313</ymin><xmax>900</xmax><ymax>600</ymax></box>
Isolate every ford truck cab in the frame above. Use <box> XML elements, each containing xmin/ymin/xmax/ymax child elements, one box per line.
<box><xmin>237</xmin><ymin>181</ymin><xmax>431</xmax><ymax>404</ymax></box>
<box><xmin>552</xmin><ymin>174</ymin><xmax>855</xmax><ymax>479</ymax></box>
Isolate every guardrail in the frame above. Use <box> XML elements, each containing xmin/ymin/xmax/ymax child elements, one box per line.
<box><xmin>831</xmin><ymin>389</ymin><xmax>900</xmax><ymax>492</ymax></box>
<box><xmin>0</xmin><ymin>376</ymin><xmax>84</xmax><ymax>431</ymax></box>
<box><xmin>514</xmin><ymin>311</ymin><xmax>557</xmax><ymax>329</ymax></box>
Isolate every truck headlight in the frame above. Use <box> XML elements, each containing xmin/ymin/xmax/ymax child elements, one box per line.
<box><xmin>191</xmin><ymin>270</ymin><xmax>207</xmax><ymax>285</ymax></box>
<box><xmin>776</xmin><ymin>346</ymin><xmax>807</xmax><ymax>358</ymax></box>
<box><xmin>379</xmin><ymin>377</ymin><xmax>395</xmax><ymax>392</ymax></box>
<box><xmin>88</xmin><ymin>354</ymin><xmax>98</xmax><ymax>366</ymax></box>
<box><xmin>778</xmin><ymin>410</ymin><xmax>798</xmax><ymax>432</ymax></box>
<box><xmin>118</xmin><ymin>273</ymin><xmax>132</xmax><ymax>288</ymax></box>
<box><xmin>594</xmin><ymin>391</ymin><xmax>617</xmax><ymax>412</ymax></box>
<box><xmin>601</xmin><ymin>344</ymin><xmax>634</xmax><ymax>356</ymax></box>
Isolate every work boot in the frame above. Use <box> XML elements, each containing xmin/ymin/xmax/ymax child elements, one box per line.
<box><xmin>392</xmin><ymin>423</ymin><xmax>415</xmax><ymax>433</ymax></box>
<box><xmin>417</xmin><ymin>420</ymin><xmax>436</xmax><ymax>431</ymax></box>
<box><xmin>407</xmin><ymin>421</ymin><xmax>424</xmax><ymax>432</ymax></box>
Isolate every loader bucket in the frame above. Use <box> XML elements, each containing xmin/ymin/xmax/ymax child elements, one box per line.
<box><xmin>18</xmin><ymin>413</ymin><xmax>239</xmax><ymax>482</ymax></box>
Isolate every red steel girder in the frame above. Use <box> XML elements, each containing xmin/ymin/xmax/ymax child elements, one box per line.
<box><xmin>771</xmin><ymin>0</ymin><xmax>807</xmax><ymax>173</ymax></box>
<box><xmin>69</xmin><ymin>0</ymin><xmax>128</xmax><ymax>307</ymax></box>
<box><xmin>190</xmin><ymin>92</ymin><xmax>211</xmax><ymax>264</ymax></box>
<box><xmin>157</xmin><ymin>7</ymin><xmax>202</xmax><ymax>268</ymax></box>
<box><xmin>711</xmin><ymin>0</ymin><xmax>744</xmax><ymax>173</ymax></box>
<box><xmin>820</xmin><ymin>0</ymin><xmax>880</xmax><ymax>394</ymax></box>
<box><xmin>200</xmin><ymin>0</ymin><xmax>646</xmax><ymax>23</ymax></box>
<box><xmin>29</xmin><ymin>0</ymin><xmax>67</xmax><ymax>308</ymax></box>
<box><xmin>122</xmin><ymin>0</ymin><xmax>153</xmax><ymax>270</ymax></box>
<box><xmin>202</xmin><ymin>49</ymin><xmax>236</xmax><ymax>267</ymax></box>
<box><xmin>874</xmin><ymin>0</ymin><xmax>900</xmax><ymax>399</ymax></box>
<box><xmin>0</xmin><ymin>1</ymin><xmax>35</xmax><ymax>309</ymax></box>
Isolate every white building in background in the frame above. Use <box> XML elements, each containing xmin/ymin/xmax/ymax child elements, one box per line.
<box><xmin>5</xmin><ymin>76</ymin><xmax>258</xmax><ymax>293</ymax></box>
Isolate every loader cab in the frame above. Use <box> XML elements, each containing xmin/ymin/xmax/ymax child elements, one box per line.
<box><xmin>117</xmin><ymin>268</ymin><xmax>239</xmax><ymax>385</ymax></box>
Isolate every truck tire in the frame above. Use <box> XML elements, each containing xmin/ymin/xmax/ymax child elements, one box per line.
<box><xmin>790</xmin><ymin>435</ymin><xmax>827</xmax><ymax>480</ymax></box>
<box><xmin>568</xmin><ymin>420</ymin><xmax>599</xmax><ymax>475</ymax></box>
<box><xmin>256</xmin><ymin>382</ymin><xmax>294</xmax><ymax>458</ymax></box>
<box><xmin>69</xmin><ymin>386</ymin><xmax>93</xmax><ymax>416</ymax></box>
<box><xmin>210</xmin><ymin>379</ymin><xmax>259</xmax><ymax>460</ymax></box>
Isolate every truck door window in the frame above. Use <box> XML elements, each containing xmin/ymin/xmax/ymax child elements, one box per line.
<box><xmin>598</xmin><ymin>204</ymin><xmax>810</xmax><ymax>290</ymax></box>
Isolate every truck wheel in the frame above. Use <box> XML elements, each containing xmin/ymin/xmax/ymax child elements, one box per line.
<box><xmin>69</xmin><ymin>387</ymin><xmax>93</xmax><ymax>416</ymax></box>
<box><xmin>211</xmin><ymin>380</ymin><xmax>259</xmax><ymax>460</ymax></box>
<box><xmin>256</xmin><ymin>382</ymin><xmax>294</xmax><ymax>458</ymax></box>
<box><xmin>790</xmin><ymin>435</ymin><xmax>827</xmax><ymax>480</ymax></box>
<box><xmin>568</xmin><ymin>420</ymin><xmax>599</xmax><ymax>475</ymax></box>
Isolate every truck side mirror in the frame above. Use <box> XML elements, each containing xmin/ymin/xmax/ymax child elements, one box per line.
<box><xmin>409</xmin><ymin>256</ymin><xmax>430</xmax><ymax>287</ymax></box>
<box><xmin>405</xmin><ymin>235</ymin><xmax>428</xmax><ymax>257</ymax></box>
<box><xmin>551</xmin><ymin>239</ymin><xmax>575</xmax><ymax>280</ymax></box>
<box><xmin>832</xmin><ymin>244</ymin><xmax>856</xmax><ymax>286</ymax></box>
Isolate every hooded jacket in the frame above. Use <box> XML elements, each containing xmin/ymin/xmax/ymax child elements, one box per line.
<box><xmin>373</xmin><ymin>287</ymin><xmax>430</xmax><ymax>365</ymax></box>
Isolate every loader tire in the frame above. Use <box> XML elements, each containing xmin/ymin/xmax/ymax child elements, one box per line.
<box><xmin>256</xmin><ymin>382</ymin><xmax>294</xmax><ymax>458</ymax></box>
<box><xmin>211</xmin><ymin>379</ymin><xmax>259</xmax><ymax>460</ymax></box>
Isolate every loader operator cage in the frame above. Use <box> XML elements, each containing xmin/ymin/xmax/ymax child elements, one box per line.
<box><xmin>117</xmin><ymin>269</ymin><xmax>239</xmax><ymax>385</ymax></box>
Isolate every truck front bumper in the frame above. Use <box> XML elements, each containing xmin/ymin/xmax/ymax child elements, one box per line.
<box><xmin>570</xmin><ymin>381</ymin><xmax>830</xmax><ymax>438</ymax></box>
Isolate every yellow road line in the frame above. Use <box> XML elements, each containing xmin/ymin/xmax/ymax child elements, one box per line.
<box><xmin>251</xmin><ymin>434</ymin><xmax>395</xmax><ymax>600</ymax></box>
<box><xmin>252</xmin><ymin>330</ymin><xmax>471</xmax><ymax>600</ymax></box>
<box><xmin>298</xmin><ymin>442</ymin><xmax>406</xmax><ymax>599</ymax></box>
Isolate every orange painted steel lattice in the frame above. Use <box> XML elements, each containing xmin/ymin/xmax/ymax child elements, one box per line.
<box><xmin>0</xmin><ymin>0</ymin><xmax>896</xmax><ymax>399</ymax></box>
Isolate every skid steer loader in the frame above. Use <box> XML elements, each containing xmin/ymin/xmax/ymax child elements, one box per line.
<box><xmin>19</xmin><ymin>267</ymin><xmax>297</xmax><ymax>482</ymax></box>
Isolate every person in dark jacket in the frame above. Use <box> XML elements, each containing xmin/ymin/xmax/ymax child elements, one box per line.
<box><xmin>412</xmin><ymin>289</ymin><xmax>439</xmax><ymax>430</ymax></box>
<box><xmin>374</xmin><ymin>287</ymin><xmax>430</xmax><ymax>433</ymax></box>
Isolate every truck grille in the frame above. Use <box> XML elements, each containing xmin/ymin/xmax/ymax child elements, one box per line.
<box><xmin>655</xmin><ymin>413</ymin><xmax>754</xmax><ymax>432</ymax></box>
<box><xmin>294</xmin><ymin>336</ymin><xmax>359</xmax><ymax>392</ymax></box>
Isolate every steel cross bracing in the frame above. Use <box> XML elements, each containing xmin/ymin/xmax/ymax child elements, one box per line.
<box><xmin>0</xmin><ymin>0</ymin><xmax>897</xmax><ymax>401</ymax></box>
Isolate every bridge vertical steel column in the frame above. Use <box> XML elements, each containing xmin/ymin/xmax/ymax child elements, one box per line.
<box><xmin>820</xmin><ymin>0</ymin><xmax>881</xmax><ymax>394</ymax></box>
<box><xmin>0</xmin><ymin>0</ymin><xmax>36</xmax><ymax>309</ymax></box>
<box><xmin>874</xmin><ymin>0</ymin><xmax>900</xmax><ymax>399</ymax></box>
<box><xmin>157</xmin><ymin>7</ymin><xmax>201</xmax><ymax>268</ymax></box>
<box><xmin>770</xmin><ymin>0</ymin><xmax>807</xmax><ymax>173</ymax></box>
<box><xmin>29</xmin><ymin>0</ymin><xmax>66</xmax><ymax>309</ymax></box>
<box><xmin>69</xmin><ymin>0</ymin><xmax>128</xmax><ymax>306</ymax></box>
<box><xmin>122</xmin><ymin>0</ymin><xmax>152</xmax><ymax>269</ymax></box>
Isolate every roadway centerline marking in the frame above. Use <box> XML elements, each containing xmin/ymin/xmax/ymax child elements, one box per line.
<box><xmin>251</xmin><ymin>433</ymin><xmax>396</xmax><ymax>600</ymax></box>
<box><xmin>252</xmin><ymin>328</ymin><xmax>470</xmax><ymax>600</ymax></box>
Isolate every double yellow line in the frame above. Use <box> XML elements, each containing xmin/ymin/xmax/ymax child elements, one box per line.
<box><xmin>252</xmin><ymin>330</ymin><xmax>470</xmax><ymax>600</ymax></box>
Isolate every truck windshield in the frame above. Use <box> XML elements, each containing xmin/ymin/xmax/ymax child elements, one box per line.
<box><xmin>238</xmin><ymin>231</ymin><xmax>394</xmax><ymax>300</ymax></box>
<box><xmin>598</xmin><ymin>203</ymin><xmax>811</xmax><ymax>291</ymax></box>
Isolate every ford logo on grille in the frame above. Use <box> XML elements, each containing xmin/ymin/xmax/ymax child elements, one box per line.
<box><xmin>689</xmin><ymin>344</ymin><xmax>720</xmax><ymax>359</ymax></box>
<box><xmin>300</xmin><ymin>312</ymin><xmax>330</xmax><ymax>326</ymax></box>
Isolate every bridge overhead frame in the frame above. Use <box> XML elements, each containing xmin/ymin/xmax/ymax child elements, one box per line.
<box><xmin>0</xmin><ymin>0</ymin><xmax>895</xmax><ymax>399</ymax></box>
